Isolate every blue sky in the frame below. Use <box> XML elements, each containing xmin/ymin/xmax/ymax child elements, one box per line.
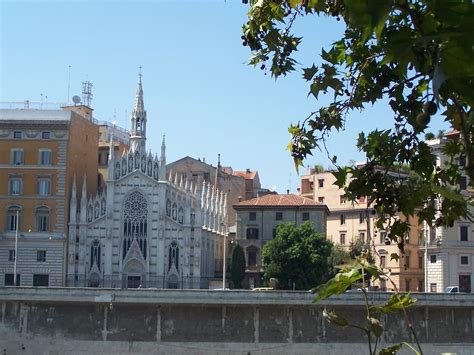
<box><xmin>0</xmin><ymin>1</ymin><xmax>449</xmax><ymax>193</ymax></box>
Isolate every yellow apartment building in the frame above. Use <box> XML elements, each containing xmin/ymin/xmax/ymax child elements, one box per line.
<box><xmin>0</xmin><ymin>105</ymin><xmax>98</xmax><ymax>286</ymax></box>
<box><xmin>300</xmin><ymin>170</ymin><xmax>424</xmax><ymax>292</ymax></box>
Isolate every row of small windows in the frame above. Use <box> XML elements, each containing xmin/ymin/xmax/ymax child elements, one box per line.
<box><xmin>10</xmin><ymin>149</ymin><xmax>52</xmax><ymax>165</ymax></box>
<box><xmin>13</xmin><ymin>131</ymin><xmax>50</xmax><ymax>140</ymax></box>
<box><xmin>166</xmin><ymin>200</ymin><xmax>184</xmax><ymax>224</ymax></box>
<box><xmin>8</xmin><ymin>249</ymin><xmax>46</xmax><ymax>262</ymax></box>
<box><xmin>5</xmin><ymin>206</ymin><xmax>51</xmax><ymax>232</ymax></box>
<box><xmin>4</xmin><ymin>274</ymin><xmax>49</xmax><ymax>286</ymax></box>
<box><xmin>248</xmin><ymin>211</ymin><xmax>310</xmax><ymax>221</ymax></box>
<box><xmin>8</xmin><ymin>177</ymin><xmax>51</xmax><ymax>196</ymax></box>
<box><xmin>340</xmin><ymin>212</ymin><xmax>367</xmax><ymax>226</ymax></box>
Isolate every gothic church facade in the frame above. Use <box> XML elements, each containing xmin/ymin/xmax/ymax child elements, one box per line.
<box><xmin>67</xmin><ymin>76</ymin><xmax>227</xmax><ymax>288</ymax></box>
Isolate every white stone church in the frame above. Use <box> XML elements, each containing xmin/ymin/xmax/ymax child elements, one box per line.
<box><xmin>67</xmin><ymin>76</ymin><xmax>227</xmax><ymax>289</ymax></box>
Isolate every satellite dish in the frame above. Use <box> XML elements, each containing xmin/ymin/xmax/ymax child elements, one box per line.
<box><xmin>72</xmin><ymin>95</ymin><xmax>81</xmax><ymax>105</ymax></box>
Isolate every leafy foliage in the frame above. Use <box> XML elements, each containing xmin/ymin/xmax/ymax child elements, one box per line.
<box><xmin>230</xmin><ymin>243</ymin><xmax>246</xmax><ymax>288</ymax></box>
<box><xmin>316</xmin><ymin>256</ymin><xmax>420</xmax><ymax>354</ymax></box>
<box><xmin>262</xmin><ymin>222</ymin><xmax>334</xmax><ymax>290</ymax></box>
<box><xmin>243</xmin><ymin>0</ymin><xmax>474</xmax><ymax>246</ymax></box>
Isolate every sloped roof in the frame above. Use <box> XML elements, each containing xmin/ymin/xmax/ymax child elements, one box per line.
<box><xmin>234</xmin><ymin>170</ymin><xmax>257</xmax><ymax>180</ymax></box>
<box><xmin>234</xmin><ymin>193</ymin><xmax>327</xmax><ymax>211</ymax></box>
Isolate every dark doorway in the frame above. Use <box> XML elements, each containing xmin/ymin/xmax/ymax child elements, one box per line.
<box><xmin>127</xmin><ymin>275</ymin><xmax>141</xmax><ymax>288</ymax></box>
<box><xmin>459</xmin><ymin>274</ymin><xmax>471</xmax><ymax>293</ymax></box>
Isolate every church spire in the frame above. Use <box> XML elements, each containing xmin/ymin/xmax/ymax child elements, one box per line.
<box><xmin>134</xmin><ymin>66</ymin><xmax>145</xmax><ymax>113</ymax></box>
<box><xmin>130</xmin><ymin>67</ymin><xmax>147</xmax><ymax>154</ymax></box>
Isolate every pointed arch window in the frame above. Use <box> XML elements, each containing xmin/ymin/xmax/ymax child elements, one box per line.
<box><xmin>166</xmin><ymin>199</ymin><xmax>171</xmax><ymax>217</ymax></box>
<box><xmin>153</xmin><ymin>163</ymin><xmax>159</xmax><ymax>180</ymax></box>
<box><xmin>101</xmin><ymin>198</ymin><xmax>106</xmax><ymax>215</ymax></box>
<box><xmin>128</xmin><ymin>154</ymin><xmax>133</xmax><ymax>172</ymax></box>
<box><xmin>178</xmin><ymin>207</ymin><xmax>184</xmax><ymax>224</ymax></box>
<box><xmin>169</xmin><ymin>241</ymin><xmax>179</xmax><ymax>272</ymax></box>
<box><xmin>90</xmin><ymin>239</ymin><xmax>101</xmax><ymax>269</ymax></box>
<box><xmin>115</xmin><ymin>162</ymin><xmax>121</xmax><ymax>179</ymax></box>
<box><xmin>122</xmin><ymin>191</ymin><xmax>148</xmax><ymax>259</ymax></box>
<box><xmin>147</xmin><ymin>159</ymin><xmax>152</xmax><ymax>176</ymax></box>
<box><xmin>135</xmin><ymin>152</ymin><xmax>140</xmax><ymax>169</ymax></box>
<box><xmin>122</xmin><ymin>158</ymin><xmax>127</xmax><ymax>176</ymax></box>
<box><xmin>94</xmin><ymin>201</ymin><xmax>100</xmax><ymax>219</ymax></box>
<box><xmin>172</xmin><ymin>203</ymin><xmax>177</xmax><ymax>220</ymax></box>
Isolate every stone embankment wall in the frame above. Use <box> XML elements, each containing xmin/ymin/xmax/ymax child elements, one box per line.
<box><xmin>0</xmin><ymin>288</ymin><xmax>473</xmax><ymax>354</ymax></box>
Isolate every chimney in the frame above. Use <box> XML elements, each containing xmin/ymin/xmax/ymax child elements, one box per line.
<box><xmin>286</xmin><ymin>189</ymin><xmax>290</xmax><ymax>194</ymax></box>
<box><xmin>246</xmin><ymin>168</ymin><xmax>251</xmax><ymax>173</ymax></box>
<box><xmin>238</xmin><ymin>196</ymin><xmax>243</xmax><ymax>202</ymax></box>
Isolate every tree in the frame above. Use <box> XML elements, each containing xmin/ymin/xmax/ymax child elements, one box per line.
<box><xmin>230</xmin><ymin>243</ymin><xmax>246</xmax><ymax>288</ymax></box>
<box><xmin>261</xmin><ymin>222</ymin><xmax>334</xmax><ymax>290</ymax></box>
<box><xmin>242</xmin><ymin>0</ymin><xmax>473</xmax><ymax>248</ymax></box>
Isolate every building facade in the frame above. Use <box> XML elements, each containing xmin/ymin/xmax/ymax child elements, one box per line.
<box><xmin>233</xmin><ymin>193</ymin><xmax>328</xmax><ymax>289</ymax></box>
<box><xmin>423</xmin><ymin>132</ymin><xmax>473</xmax><ymax>293</ymax></box>
<box><xmin>97</xmin><ymin>121</ymin><xmax>130</xmax><ymax>191</ymax></box>
<box><xmin>300</xmin><ymin>170</ymin><xmax>424</xmax><ymax>292</ymax></box>
<box><xmin>0</xmin><ymin>106</ymin><xmax>98</xmax><ymax>287</ymax></box>
<box><xmin>67</xmin><ymin>76</ymin><xmax>227</xmax><ymax>289</ymax></box>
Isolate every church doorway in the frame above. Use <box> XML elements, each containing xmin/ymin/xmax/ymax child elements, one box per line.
<box><xmin>127</xmin><ymin>275</ymin><xmax>141</xmax><ymax>288</ymax></box>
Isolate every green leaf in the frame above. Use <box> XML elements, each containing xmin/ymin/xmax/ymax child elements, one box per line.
<box><xmin>313</xmin><ymin>267</ymin><xmax>363</xmax><ymax>301</ymax></box>
<box><xmin>302</xmin><ymin>64</ymin><xmax>318</xmax><ymax>81</ymax></box>
<box><xmin>379</xmin><ymin>343</ymin><xmax>403</xmax><ymax>355</ymax></box>
<box><xmin>372</xmin><ymin>293</ymin><xmax>417</xmax><ymax>314</ymax></box>
<box><xmin>432</xmin><ymin>185</ymin><xmax>465</xmax><ymax>203</ymax></box>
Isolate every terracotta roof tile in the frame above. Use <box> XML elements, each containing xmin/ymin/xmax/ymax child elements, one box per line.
<box><xmin>234</xmin><ymin>193</ymin><xmax>325</xmax><ymax>208</ymax></box>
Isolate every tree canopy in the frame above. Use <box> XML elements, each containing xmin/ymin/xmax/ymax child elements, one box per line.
<box><xmin>230</xmin><ymin>243</ymin><xmax>246</xmax><ymax>288</ymax></box>
<box><xmin>261</xmin><ymin>222</ymin><xmax>334</xmax><ymax>290</ymax></box>
<box><xmin>243</xmin><ymin>0</ymin><xmax>474</xmax><ymax>245</ymax></box>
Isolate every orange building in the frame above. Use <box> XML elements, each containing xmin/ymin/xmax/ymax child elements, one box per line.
<box><xmin>0</xmin><ymin>105</ymin><xmax>98</xmax><ymax>286</ymax></box>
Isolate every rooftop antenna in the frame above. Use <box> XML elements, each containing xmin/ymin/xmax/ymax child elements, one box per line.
<box><xmin>81</xmin><ymin>80</ymin><xmax>93</xmax><ymax>107</ymax></box>
<box><xmin>67</xmin><ymin>65</ymin><xmax>72</xmax><ymax>104</ymax></box>
<box><xmin>72</xmin><ymin>95</ymin><xmax>81</xmax><ymax>106</ymax></box>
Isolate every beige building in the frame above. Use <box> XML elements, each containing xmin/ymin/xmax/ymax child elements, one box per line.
<box><xmin>233</xmin><ymin>194</ymin><xmax>328</xmax><ymax>289</ymax></box>
<box><xmin>300</xmin><ymin>170</ymin><xmax>424</xmax><ymax>292</ymax></box>
<box><xmin>233</xmin><ymin>169</ymin><xmax>261</xmax><ymax>200</ymax></box>
<box><xmin>0</xmin><ymin>105</ymin><xmax>98</xmax><ymax>286</ymax></box>
<box><xmin>424</xmin><ymin>131</ymin><xmax>473</xmax><ymax>293</ymax></box>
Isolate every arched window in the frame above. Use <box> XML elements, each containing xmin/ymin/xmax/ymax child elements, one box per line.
<box><xmin>128</xmin><ymin>154</ymin><xmax>133</xmax><ymax>172</ymax></box>
<box><xmin>115</xmin><ymin>162</ymin><xmax>121</xmax><ymax>180</ymax></box>
<box><xmin>147</xmin><ymin>160</ymin><xmax>152</xmax><ymax>176</ymax></box>
<box><xmin>94</xmin><ymin>201</ymin><xmax>100</xmax><ymax>219</ymax></box>
<box><xmin>153</xmin><ymin>163</ymin><xmax>159</xmax><ymax>180</ymax></box>
<box><xmin>101</xmin><ymin>198</ymin><xmax>106</xmax><ymax>215</ymax></box>
<box><xmin>90</xmin><ymin>239</ymin><xmax>101</xmax><ymax>269</ymax></box>
<box><xmin>169</xmin><ymin>241</ymin><xmax>179</xmax><ymax>272</ymax></box>
<box><xmin>178</xmin><ymin>207</ymin><xmax>184</xmax><ymax>224</ymax></box>
<box><xmin>172</xmin><ymin>203</ymin><xmax>177</xmax><ymax>220</ymax></box>
<box><xmin>141</xmin><ymin>156</ymin><xmax>146</xmax><ymax>173</ymax></box>
<box><xmin>122</xmin><ymin>191</ymin><xmax>148</xmax><ymax>259</ymax></box>
<box><xmin>134</xmin><ymin>152</ymin><xmax>140</xmax><ymax>169</ymax></box>
<box><xmin>166</xmin><ymin>199</ymin><xmax>171</xmax><ymax>217</ymax></box>
<box><xmin>122</xmin><ymin>158</ymin><xmax>127</xmax><ymax>176</ymax></box>
<box><xmin>88</xmin><ymin>205</ymin><xmax>93</xmax><ymax>222</ymax></box>
<box><xmin>35</xmin><ymin>206</ymin><xmax>50</xmax><ymax>232</ymax></box>
<box><xmin>6</xmin><ymin>205</ymin><xmax>22</xmax><ymax>232</ymax></box>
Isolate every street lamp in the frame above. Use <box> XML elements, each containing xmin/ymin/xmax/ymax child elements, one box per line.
<box><xmin>13</xmin><ymin>210</ymin><xmax>19</xmax><ymax>286</ymax></box>
<box><xmin>222</xmin><ymin>223</ymin><xmax>228</xmax><ymax>289</ymax></box>
<box><xmin>13</xmin><ymin>210</ymin><xmax>31</xmax><ymax>287</ymax></box>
